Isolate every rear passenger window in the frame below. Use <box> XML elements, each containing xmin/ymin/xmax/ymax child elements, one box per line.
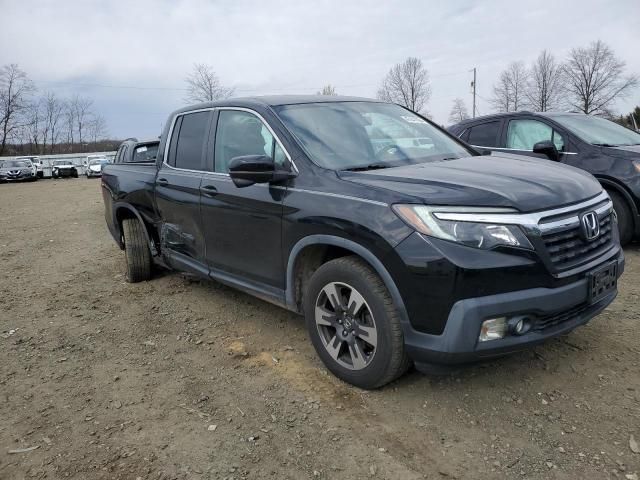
<box><xmin>172</xmin><ymin>111</ymin><xmax>210</xmax><ymax>170</ymax></box>
<box><xmin>467</xmin><ymin>121</ymin><xmax>501</xmax><ymax>147</ymax></box>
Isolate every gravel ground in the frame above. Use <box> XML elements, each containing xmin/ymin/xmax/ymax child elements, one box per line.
<box><xmin>0</xmin><ymin>179</ymin><xmax>639</xmax><ymax>480</ymax></box>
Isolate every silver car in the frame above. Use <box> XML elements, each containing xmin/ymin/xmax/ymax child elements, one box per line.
<box><xmin>0</xmin><ymin>159</ymin><xmax>37</xmax><ymax>182</ymax></box>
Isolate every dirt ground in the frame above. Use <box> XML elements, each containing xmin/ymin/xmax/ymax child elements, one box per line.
<box><xmin>0</xmin><ymin>179</ymin><xmax>638</xmax><ymax>480</ymax></box>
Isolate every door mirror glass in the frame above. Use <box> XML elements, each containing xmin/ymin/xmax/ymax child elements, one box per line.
<box><xmin>228</xmin><ymin>155</ymin><xmax>276</xmax><ymax>187</ymax></box>
<box><xmin>533</xmin><ymin>140</ymin><xmax>559</xmax><ymax>161</ymax></box>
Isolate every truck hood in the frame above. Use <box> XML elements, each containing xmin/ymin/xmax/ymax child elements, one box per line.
<box><xmin>338</xmin><ymin>153</ymin><xmax>602</xmax><ymax>212</ymax></box>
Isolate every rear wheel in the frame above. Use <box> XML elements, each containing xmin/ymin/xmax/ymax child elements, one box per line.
<box><xmin>304</xmin><ymin>256</ymin><xmax>410</xmax><ymax>389</ymax></box>
<box><xmin>122</xmin><ymin>218</ymin><xmax>152</xmax><ymax>283</ymax></box>
<box><xmin>608</xmin><ymin>190</ymin><xmax>634</xmax><ymax>246</ymax></box>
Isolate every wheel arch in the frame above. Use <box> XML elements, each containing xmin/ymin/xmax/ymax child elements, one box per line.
<box><xmin>113</xmin><ymin>203</ymin><xmax>158</xmax><ymax>255</ymax></box>
<box><xmin>285</xmin><ymin>235</ymin><xmax>410</xmax><ymax>325</ymax></box>
<box><xmin>596</xmin><ymin>177</ymin><xmax>639</xmax><ymax>231</ymax></box>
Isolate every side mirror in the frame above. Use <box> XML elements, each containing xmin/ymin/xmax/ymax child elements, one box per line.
<box><xmin>228</xmin><ymin>155</ymin><xmax>277</xmax><ymax>188</ymax></box>
<box><xmin>533</xmin><ymin>140</ymin><xmax>559</xmax><ymax>161</ymax></box>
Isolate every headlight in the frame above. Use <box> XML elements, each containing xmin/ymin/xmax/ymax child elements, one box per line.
<box><xmin>633</xmin><ymin>160</ymin><xmax>640</xmax><ymax>174</ymax></box>
<box><xmin>393</xmin><ymin>204</ymin><xmax>533</xmax><ymax>250</ymax></box>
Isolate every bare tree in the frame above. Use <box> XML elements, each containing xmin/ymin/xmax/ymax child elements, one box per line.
<box><xmin>491</xmin><ymin>61</ymin><xmax>528</xmax><ymax>113</ymax></box>
<box><xmin>563</xmin><ymin>40</ymin><xmax>639</xmax><ymax>115</ymax></box>
<box><xmin>526</xmin><ymin>50</ymin><xmax>565</xmax><ymax>112</ymax></box>
<box><xmin>317</xmin><ymin>84</ymin><xmax>337</xmax><ymax>95</ymax></box>
<box><xmin>88</xmin><ymin>114</ymin><xmax>108</xmax><ymax>144</ymax></box>
<box><xmin>377</xmin><ymin>57</ymin><xmax>431</xmax><ymax>113</ymax></box>
<box><xmin>25</xmin><ymin>100</ymin><xmax>44</xmax><ymax>153</ymax></box>
<box><xmin>0</xmin><ymin>64</ymin><xmax>35</xmax><ymax>155</ymax></box>
<box><xmin>448</xmin><ymin>98</ymin><xmax>469</xmax><ymax>123</ymax></box>
<box><xmin>185</xmin><ymin>63</ymin><xmax>234</xmax><ymax>103</ymax></box>
<box><xmin>43</xmin><ymin>91</ymin><xmax>64</xmax><ymax>153</ymax></box>
<box><xmin>63</xmin><ymin>100</ymin><xmax>75</xmax><ymax>151</ymax></box>
<box><xmin>71</xmin><ymin>95</ymin><xmax>93</xmax><ymax>147</ymax></box>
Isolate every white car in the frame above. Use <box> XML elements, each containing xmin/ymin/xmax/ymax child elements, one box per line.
<box><xmin>86</xmin><ymin>156</ymin><xmax>109</xmax><ymax>178</ymax></box>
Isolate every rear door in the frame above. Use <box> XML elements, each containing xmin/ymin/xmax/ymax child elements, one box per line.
<box><xmin>199</xmin><ymin>107</ymin><xmax>289</xmax><ymax>292</ymax></box>
<box><xmin>463</xmin><ymin>120</ymin><xmax>503</xmax><ymax>150</ymax></box>
<box><xmin>155</xmin><ymin>110</ymin><xmax>212</xmax><ymax>273</ymax></box>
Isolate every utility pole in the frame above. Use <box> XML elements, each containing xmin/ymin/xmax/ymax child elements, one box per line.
<box><xmin>470</xmin><ymin>67</ymin><xmax>477</xmax><ymax>118</ymax></box>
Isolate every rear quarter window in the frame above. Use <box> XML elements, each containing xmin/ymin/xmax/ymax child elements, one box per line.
<box><xmin>467</xmin><ymin>121</ymin><xmax>501</xmax><ymax>147</ymax></box>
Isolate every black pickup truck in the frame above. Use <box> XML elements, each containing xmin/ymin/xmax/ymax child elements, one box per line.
<box><xmin>102</xmin><ymin>96</ymin><xmax>624</xmax><ymax>389</ymax></box>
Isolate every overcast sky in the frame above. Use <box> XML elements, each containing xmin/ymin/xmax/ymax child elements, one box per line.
<box><xmin>2</xmin><ymin>0</ymin><xmax>639</xmax><ymax>139</ymax></box>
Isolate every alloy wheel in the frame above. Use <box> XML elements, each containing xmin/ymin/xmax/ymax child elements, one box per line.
<box><xmin>314</xmin><ymin>282</ymin><xmax>377</xmax><ymax>370</ymax></box>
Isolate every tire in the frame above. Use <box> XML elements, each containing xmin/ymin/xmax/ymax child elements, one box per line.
<box><xmin>122</xmin><ymin>218</ymin><xmax>152</xmax><ymax>283</ymax></box>
<box><xmin>608</xmin><ymin>190</ymin><xmax>634</xmax><ymax>246</ymax></box>
<box><xmin>303</xmin><ymin>256</ymin><xmax>410</xmax><ymax>389</ymax></box>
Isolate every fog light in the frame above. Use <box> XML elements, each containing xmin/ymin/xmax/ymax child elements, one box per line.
<box><xmin>479</xmin><ymin>317</ymin><xmax>507</xmax><ymax>342</ymax></box>
<box><xmin>508</xmin><ymin>316</ymin><xmax>531</xmax><ymax>336</ymax></box>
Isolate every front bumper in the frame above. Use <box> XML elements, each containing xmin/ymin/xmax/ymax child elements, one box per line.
<box><xmin>401</xmin><ymin>251</ymin><xmax>624</xmax><ymax>368</ymax></box>
<box><xmin>55</xmin><ymin>168</ymin><xmax>76</xmax><ymax>177</ymax></box>
<box><xmin>87</xmin><ymin>170</ymin><xmax>102</xmax><ymax>177</ymax></box>
<box><xmin>0</xmin><ymin>173</ymin><xmax>33</xmax><ymax>181</ymax></box>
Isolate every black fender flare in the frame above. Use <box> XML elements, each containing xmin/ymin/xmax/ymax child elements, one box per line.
<box><xmin>113</xmin><ymin>202</ymin><xmax>157</xmax><ymax>256</ymax></box>
<box><xmin>285</xmin><ymin>234</ymin><xmax>411</xmax><ymax>327</ymax></box>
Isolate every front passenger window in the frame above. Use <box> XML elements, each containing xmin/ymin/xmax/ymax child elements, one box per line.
<box><xmin>507</xmin><ymin>119</ymin><xmax>565</xmax><ymax>151</ymax></box>
<box><xmin>215</xmin><ymin>110</ymin><xmax>282</xmax><ymax>173</ymax></box>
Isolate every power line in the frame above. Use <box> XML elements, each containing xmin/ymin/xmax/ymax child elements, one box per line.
<box><xmin>32</xmin><ymin>71</ymin><xmax>472</xmax><ymax>94</ymax></box>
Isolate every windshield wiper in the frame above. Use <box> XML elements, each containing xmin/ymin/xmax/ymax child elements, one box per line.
<box><xmin>342</xmin><ymin>163</ymin><xmax>391</xmax><ymax>172</ymax></box>
<box><xmin>592</xmin><ymin>143</ymin><xmax>618</xmax><ymax>147</ymax></box>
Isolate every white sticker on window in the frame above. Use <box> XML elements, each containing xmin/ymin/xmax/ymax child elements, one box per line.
<box><xmin>137</xmin><ymin>146</ymin><xmax>147</xmax><ymax>153</ymax></box>
<box><xmin>401</xmin><ymin>115</ymin><xmax>427</xmax><ymax>124</ymax></box>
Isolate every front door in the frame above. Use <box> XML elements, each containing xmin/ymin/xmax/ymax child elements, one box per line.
<box><xmin>155</xmin><ymin>110</ymin><xmax>212</xmax><ymax>273</ymax></box>
<box><xmin>200</xmin><ymin>108</ymin><xmax>289</xmax><ymax>293</ymax></box>
<box><xmin>497</xmin><ymin>118</ymin><xmax>568</xmax><ymax>160</ymax></box>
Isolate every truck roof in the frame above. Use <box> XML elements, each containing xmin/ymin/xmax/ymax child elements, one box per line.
<box><xmin>170</xmin><ymin>95</ymin><xmax>383</xmax><ymax>117</ymax></box>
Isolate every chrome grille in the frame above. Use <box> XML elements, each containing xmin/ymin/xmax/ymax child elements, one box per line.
<box><xmin>541</xmin><ymin>213</ymin><xmax>613</xmax><ymax>269</ymax></box>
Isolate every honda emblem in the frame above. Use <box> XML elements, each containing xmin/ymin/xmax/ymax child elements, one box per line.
<box><xmin>580</xmin><ymin>211</ymin><xmax>600</xmax><ymax>241</ymax></box>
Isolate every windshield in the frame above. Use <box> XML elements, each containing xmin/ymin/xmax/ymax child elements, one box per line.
<box><xmin>3</xmin><ymin>160</ymin><xmax>30</xmax><ymax>168</ymax></box>
<box><xmin>89</xmin><ymin>159</ymin><xmax>107</xmax><ymax>165</ymax></box>
<box><xmin>275</xmin><ymin>102</ymin><xmax>473</xmax><ymax>170</ymax></box>
<box><xmin>53</xmin><ymin>160</ymin><xmax>70</xmax><ymax>166</ymax></box>
<box><xmin>550</xmin><ymin>114</ymin><xmax>640</xmax><ymax>147</ymax></box>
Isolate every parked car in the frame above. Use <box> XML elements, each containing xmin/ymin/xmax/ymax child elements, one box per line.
<box><xmin>86</xmin><ymin>156</ymin><xmax>110</xmax><ymax>178</ymax></box>
<box><xmin>14</xmin><ymin>156</ymin><xmax>41</xmax><ymax>178</ymax></box>
<box><xmin>52</xmin><ymin>160</ymin><xmax>78</xmax><ymax>179</ymax></box>
<box><xmin>448</xmin><ymin>112</ymin><xmax>640</xmax><ymax>245</ymax></box>
<box><xmin>101</xmin><ymin>96</ymin><xmax>623</xmax><ymax>389</ymax></box>
<box><xmin>0</xmin><ymin>159</ymin><xmax>37</xmax><ymax>182</ymax></box>
<box><xmin>113</xmin><ymin>139</ymin><xmax>160</xmax><ymax>164</ymax></box>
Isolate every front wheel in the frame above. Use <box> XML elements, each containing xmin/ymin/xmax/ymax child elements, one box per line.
<box><xmin>304</xmin><ymin>256</ymin><xmax>410</xmax><ymax>389</ymax></box>
<box><xmin>122</xmin><ymin>218</ymin><xmax>152</xmax><ymax>282</ymax></box>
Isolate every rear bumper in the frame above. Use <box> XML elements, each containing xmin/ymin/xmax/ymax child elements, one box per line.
<box><xmin>403</xmin><ymin>251</ymin><xmax>624</xmax><ymax>368</ymax></box>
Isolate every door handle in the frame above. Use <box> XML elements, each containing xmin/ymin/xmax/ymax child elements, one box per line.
<box><xmin>157</xmin><ymin>178</ymin><xmax>169</xmax><ymax>185</ymax></box>
<box><xmin>200</xmin><ymin>184</ymin><xmax>218</xmax><ymax>196</ymax></box>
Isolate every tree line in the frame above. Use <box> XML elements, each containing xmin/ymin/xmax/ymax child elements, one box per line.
<box><xmin>489</xmin><ymin>40</ymin><xmax>638</xmax><ymax>117</ymax></box>
<box><xmin>0</xmin><ymin>64</ymin><xmax>114</xmax><ymax>156</ymax></box>
<box><xmin>314</xmin><ymin>40</ymin><xmax>638</xmax><ymax>127</ymax></box>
